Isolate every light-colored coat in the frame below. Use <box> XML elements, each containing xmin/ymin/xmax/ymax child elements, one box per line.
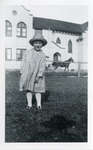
<box><xmin>20</xmin><ymin>48</ymin><xmax>46</xmax><ymax>93</ymax></box>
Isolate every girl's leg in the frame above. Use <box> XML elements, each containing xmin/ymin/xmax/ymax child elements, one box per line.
<box><xmin>35</xmin><ymin>93</ymin><xmax>41</xmax><ymax>109</ymax></box>
<box><xmin>26</xmin><ymin>92</ymin><xmax>33</xmax><ymax>107</ymax></box>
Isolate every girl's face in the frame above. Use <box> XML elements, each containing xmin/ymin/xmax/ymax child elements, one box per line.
<box><xmin>33</xmin><ymin>41</ymin><xmax>43</xmax><ymax>51</ymax></box>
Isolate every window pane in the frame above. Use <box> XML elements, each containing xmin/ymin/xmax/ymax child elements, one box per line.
<box><xmin>6</xmin><ymin>21</ymin><xmax>11</xmax><ymax>27</ymax></box>
<box><xmin>22</xmin><ymin>28</ymin><xmax>26</xmax><ymax>32</ymax></box>
<box><xmin>5</xmin><ymin>48</ymin><xmax>12</xmax><ymax>60</ymax></box>
<box><xmin>17</xmin><ymin>23</ymin><xmax>21</xmax><ymax>28</ymax></box>
<box><xmin>17</xmin><ymin>28</ymin><xmax>20</xmax><ymax>32</ymax></box>
<box><xmin>17</xmin><ymin>22</ymin><xmax>26</xmax><ymax>28</ymax></box>
<box><xmin>16</xmin><ymin>50</ymin><xmax>22</xmax><ymax>60</ymax></box>
<box><xmin>22</xmin><ymin>33</ymin><xmax>26</xmax><ymax>36</ymax></box>
<box><xmin>22</xmin><ymin>32</ymin><xmax>26</xmax><ymax>36</ymax></box>
<box><xmin>22</xmin><ymin>29</ymin><xmax>26</xmax><ymax>37</ymax></box>
<box><xmin>16</xmin><ymin>49</ymin><xmax>26</xmax><ymax>61</ymax></box>
<box><xmin>17</xmin><ymin>22</ymin><xmax>27</xmax><ymax>37</ymax></box>
<box><xmin>5</xmin><ymin>20</ymin><xmax>12</xmax><ymax>37</ymax></box>
<box><xmin>22</xmin><ymin>23</ymin><xmax>26</xmax><ymax>28</ymax></box>
<box><xmin>17</xmin><ymin>31</ymin><xmax>20</xmax><ymax>36</ymax></box>
<box><xmin>68</xmin><ymin>40</ymin><xmax>72</xmax><ymax>53</ymax></box>
<box><xmin>8</xmin><ymin>27</ymin><xmax>12</xmax><ymax>30</ymax></box>
<box><xmin>17</xmin><ymin>28</ymin><xmax>21</xmax><ymax>36</ymax></box>
<box><xmin>6</xmin><ymin>31</ymin><xmax>12</xmax><ymax>36</ymax></box>
<box><xmin>6</xmin><ymin>30</ymin><xmax>12</xmax><ymax>36</ymax></box>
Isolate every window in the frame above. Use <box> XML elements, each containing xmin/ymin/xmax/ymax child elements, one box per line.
<box><xmin>53</xmin><ymin>52</ymin><xmax>61</xmax><ymax>62</ymax></box>
<box><xmin>5</xmin><ymin>48</ymin><xmax>12</xmax><ymax>60</ymax></box>
<box><xmin>16</xmin><ymin>49</ymin><xmax>26</xmax><ymax>61</ymax></box>
<box><xmin>68</xmin><ymin>40</ymin><xmax>72</xmax><ymax>53</ymax></box>
<box><xmin>16</xmin><ymin>22</ymin><xmax>27</xmax><ymax>37</ymax></box>
<box><xmin>5</xmin><ymin>20</ymin><xmax>12</xmax><ymax>37</ymax></box>
<box><xmin>56</xmin><ymin>37</ymin><xmax>61</xmax><ymax>44</ymax></box>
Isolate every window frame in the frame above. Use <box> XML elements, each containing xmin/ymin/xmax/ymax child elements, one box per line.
<box><xmin>5</xmin><ymin>48</ymin><xmax>12</xmax><ymax>61</ymax></box>
<box><xmin>68</xmin><ymin>40</ymin><xmax>72</xmax><ymax>53</ymax></box>
<box><xmin>53</xmin><ymin>52</ymin><xmax>61</xmax><ymax>62</ymax></box>
<box><xmin>16</xmin><ymin>48</ymin><xmax>26</xmax><ymax>61</ymax></box>
<box><xmin>5</xmin><ymin>20</ymin><xmax>12</xmax><ymax>37</ymax></box>
<box><xmin>16</xmin><ymin>22</ymin><xmax>27</xmax><ymax>38</ymax></box>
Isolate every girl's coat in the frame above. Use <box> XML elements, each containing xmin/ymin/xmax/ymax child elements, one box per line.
<box><xmin>20</xmin><ymin>48</ymin><xmax>46</xmax><ymax>93</ymax></box>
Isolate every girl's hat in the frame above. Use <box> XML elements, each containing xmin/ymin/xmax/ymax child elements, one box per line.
<box><xmin>29</xmin><ymin>30</ymin><xmax>47</xmax><ymax>46</ymax></box>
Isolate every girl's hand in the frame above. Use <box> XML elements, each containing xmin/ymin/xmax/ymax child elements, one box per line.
<box><xmin>35</xmin><ymin>76</ymin><xmax>43</xmax><ymax>83</ymax></box>
<box><xmin>35</xmin><ymin>76</ymin><xmax>39</xmax><ymax>83</ymax></box>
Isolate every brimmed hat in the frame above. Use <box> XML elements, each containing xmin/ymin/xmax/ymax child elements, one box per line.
<box><xmin>29</xmin><ymin>30</ymin><xmax>47</xmax><ymax>46</ymax></box>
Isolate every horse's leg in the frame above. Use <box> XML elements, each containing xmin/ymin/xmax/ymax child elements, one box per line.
<box><xmin>68</xmin><ymin>64</ymin><xmax>70</xmax><ymax>72</ymax></box>
<box><xmin>67</xmin><ymin>67</ymin><xmax>69</xmax><ymax>72</ymax></box>
<box><xmin>64</xmin><ymin>67</ymin><xmax>66</xmax><ymax>71</ymax></box>
<box><xmin>65</xmin><ymin>65</ymin><xmax>68</xmax><ymax>71</ymax></box>
<box><xmin>67</xmin><ymin>66</ymin><xmax>69</xmax><ymax>72</ymax></box>
<box><xmin>67</xmin><ymin>64</ymin><xmax>69</xmax><ymax>72</ymax></box>
<box><xmin>54</xmin><ymin>66</ymin><xmax>57</xmax><ymax>70</ymax></box>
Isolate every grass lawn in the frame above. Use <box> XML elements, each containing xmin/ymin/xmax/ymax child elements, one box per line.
<box><xmin>5</xmin><ymin>71</ymin><xmax>87</xmax><ymax>142</ymax></box>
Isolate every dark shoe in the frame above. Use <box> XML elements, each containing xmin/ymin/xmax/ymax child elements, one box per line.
<box><xmin>36</xmin><ymin>106</ymin><xmax>42</xmax><ymax>112</ymax></box>
<box><xmin>26</xmin><ymin>106</ymin><xmax>33</xmax><ymax>111</ymax></box>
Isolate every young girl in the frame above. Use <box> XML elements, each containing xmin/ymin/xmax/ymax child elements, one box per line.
<box><xmin>19</xmin><ymin>30</ymin><xmax>47</xmax><ymax>110</ymax></box>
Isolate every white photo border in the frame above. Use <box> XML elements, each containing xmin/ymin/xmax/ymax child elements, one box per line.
<box><xmin>0</xmin><ymin>0</ymin><xmax>92</xmax><ymax>150</ymax></box>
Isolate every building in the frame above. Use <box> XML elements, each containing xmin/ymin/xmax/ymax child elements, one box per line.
<box><xmin>0</xmin><ymin>5</ymin><xmax>34</xmax><ymax>70</ymax></box>
<box><xmin>33</xmin><ymin>17</ymin><xmax>88</xmax><ymax>71</ymax></box>
<box><xmin>0</xmin><ymin>5</ymin><xmax>88</xmax><ymax>71</ymax></box>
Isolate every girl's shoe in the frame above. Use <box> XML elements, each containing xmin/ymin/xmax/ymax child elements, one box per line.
<box><xmin>36</xmin><ymin>106</ymin><xmax>42</xmax><ymax>111</ymax></box>
<box><xmin>26</xmin><ymin>106</ymin><xmax>32</xmax><ymax>111</ymax></box>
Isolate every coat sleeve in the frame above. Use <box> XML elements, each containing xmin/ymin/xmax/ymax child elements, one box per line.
<box><xmin>37</xmin><ymin>56</ymin><xmax>46</xmax><ymax>77</ymax></box>
<box><xmin>20</xmin><ymin>51</ymin><xmax>27</xmax><ymax>74</ymax></box>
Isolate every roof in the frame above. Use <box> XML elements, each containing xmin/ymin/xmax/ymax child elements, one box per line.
<box><xmin>81</xmin><ymin>22</ymin><xmax>88</xmax><ymax>32</ymax></box>
<box><xmin>33</xmin><ymin>17</ymin><xmax>88</xmax><ymax>35</ymax></box>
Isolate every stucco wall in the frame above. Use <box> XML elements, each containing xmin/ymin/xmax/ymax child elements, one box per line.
<box><xmin>43</xmin><ymin>30</ymin><xmax>80</xmax><ymax>70</ymax></box>
<box><xmin>1</xmin><ymin>6</ymin><xmax>34</xmax><ymax>70</ymax></box>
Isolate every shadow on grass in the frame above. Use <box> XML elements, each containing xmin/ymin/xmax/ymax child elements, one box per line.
<box><xmin>5</xmin><ymin>71</ymin><xmax>87</xmax><ymax>142</ymax></box>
